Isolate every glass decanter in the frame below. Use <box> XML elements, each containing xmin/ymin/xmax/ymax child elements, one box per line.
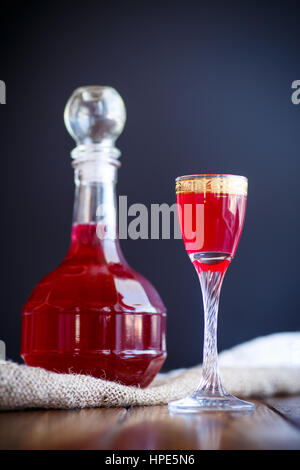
<box><xmin>21</xmin><ymin>86</ymin><xmax>167</xmax><ymax>387</ymax></box>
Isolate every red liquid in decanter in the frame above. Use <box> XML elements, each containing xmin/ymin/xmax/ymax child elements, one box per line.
<box><xmin>21</xmin><ymin>224</ymin><xmax>166</xmax><ymax>387</ymax></box>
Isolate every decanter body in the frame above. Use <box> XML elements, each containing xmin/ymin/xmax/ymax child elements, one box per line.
<box><xmin>21</xmin><ymin>87</ymin><xmax>167</xmax><ymax>387</ymax></box>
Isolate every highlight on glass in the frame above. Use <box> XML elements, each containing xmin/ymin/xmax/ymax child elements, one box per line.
<box><xmin>168</xmin><ymin>174</ymin><xmax>255</xmax><ymax>413</ymax></box>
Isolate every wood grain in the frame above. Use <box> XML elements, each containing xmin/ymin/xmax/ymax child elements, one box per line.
<box><xmin>0</xmin><ymin>408</ymin><xmax>125</xmax><ymax>450</ymax></box>
<box><xmin>94</xmin><ymin>401</ymin><xmax>300</xmax><ymax>450</ymax></box>
<box><xmin>265</xmin><ymin>396</ymin><xmax>300</xmax><ymax>429</ymax></box>
<box><xmin>1</xmin><ymin>397</ymin><xmax>300</xmax><ymax>450</ymax></box>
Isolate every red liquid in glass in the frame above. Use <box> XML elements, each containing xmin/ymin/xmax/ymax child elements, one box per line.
<box><xmin>176</xmin><ymin>192</ymin><xmax>247</xmax><ymax>273</ymax></box>
<box><xmin>21</xmin><ymin>224</ymin><xmax>166</xmax><ymax>387</ymax></box>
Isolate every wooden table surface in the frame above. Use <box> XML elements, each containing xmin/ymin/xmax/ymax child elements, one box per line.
<box><xmin>1</xmin><ymin>395</ymin><xmax>300</xmax><ymax>450</ymax></box>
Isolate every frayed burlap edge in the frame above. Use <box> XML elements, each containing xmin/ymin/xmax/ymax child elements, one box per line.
<box><xmin>1</xmin><ymin>360</ymin><xmax>300</xmax><ymax>410</ymax></box>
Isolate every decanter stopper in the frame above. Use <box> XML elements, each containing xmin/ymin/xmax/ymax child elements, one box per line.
<box><xmin>64</xmin><ymin>86</ymin><xmax>127</xmax><ymax>164</ymax></box>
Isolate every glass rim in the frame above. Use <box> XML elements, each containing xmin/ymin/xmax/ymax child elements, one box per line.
<box><xmin>175</xmin><ymin>174</ymin><xmax>248</xmax><ymax>195</ymax></box>
<box><xmin>175</xmin><ymin>174</ymin><xmax>248</xmax><ymax>182</ymax></box>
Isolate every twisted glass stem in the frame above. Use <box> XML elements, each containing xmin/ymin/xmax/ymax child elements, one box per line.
<box><xmin>194</xmin><ymin>269</ymin><xmax>228</xmax><ymax>397</ymax></box>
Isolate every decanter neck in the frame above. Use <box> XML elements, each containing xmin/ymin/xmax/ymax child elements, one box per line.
<box><xmin>64</xmin><ymin>85</ymin><xmax>126</xmax><ymax>255</ymax></box>
<box><xmin>72</xmin><ymin>160</ymin><xmax>118</xmax><ymax>240</ymax></box>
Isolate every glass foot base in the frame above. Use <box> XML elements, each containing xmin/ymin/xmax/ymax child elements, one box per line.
<box><xmin>168</xmin><ymin>393</ymin><xmax>255</xmax><ymax>413</ymax></box>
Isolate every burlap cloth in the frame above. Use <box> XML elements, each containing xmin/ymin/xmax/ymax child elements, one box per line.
<box><xmin>1</xmin><ymin>333</ymin><xmax>300</xmax><ymax>410</ymax></box>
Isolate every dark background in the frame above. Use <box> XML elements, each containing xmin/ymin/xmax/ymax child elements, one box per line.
<box><xmin>0</xmin><ymin>0</ymin><xmax>299</xmax><ymax>371</ymax></box>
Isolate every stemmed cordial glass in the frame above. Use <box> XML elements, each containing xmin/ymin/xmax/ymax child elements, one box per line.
<box><xmin>168</xmin><ymin>174</ymin><xmax>254</xmax><ymax>412</ymax></box>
